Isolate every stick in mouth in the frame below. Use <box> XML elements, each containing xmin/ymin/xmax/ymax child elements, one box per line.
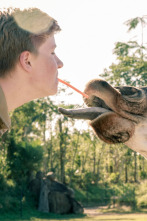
<box><xmin>58</xmin><ymin>78</ymin><xmax>89</xmax><ymax>99</ymax></box>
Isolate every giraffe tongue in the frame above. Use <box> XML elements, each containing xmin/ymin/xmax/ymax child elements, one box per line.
<box><xmin>58</xmin><ymin>106</ymin><xmax>109</xmax><ymax>120</ymax></box>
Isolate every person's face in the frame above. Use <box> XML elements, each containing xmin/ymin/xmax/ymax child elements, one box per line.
<box><xmin>30</xmin><ymin>35</ymin><xmax>63</xmax><ymax>97</ymax></box>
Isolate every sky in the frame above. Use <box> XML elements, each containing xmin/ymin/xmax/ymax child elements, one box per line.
<box><xmin>1</xmin><ymin>0</ymin><xmax>147</xmax><ymax>105</ymax></box>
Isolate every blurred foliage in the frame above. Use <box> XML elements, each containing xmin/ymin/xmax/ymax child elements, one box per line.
<box><xmin>100</xmin><ymin>16</ymin><xmax>147</xmax><ymax>87</ymax></box>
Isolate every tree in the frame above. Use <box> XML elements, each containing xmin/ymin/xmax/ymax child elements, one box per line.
<box><xmin>101</xmin><ymin>16</ymin><xmax>147</xmax><ymax>87</ymax></box>
<box><xmin>7</xmin><ymin>138</ymin><xmax>43</xmax><ymax>185</ymax></box>
<box><xmin>124</xmin><ymin>16</ymin><xmax>147</xmax><ymax>57</ymax></box>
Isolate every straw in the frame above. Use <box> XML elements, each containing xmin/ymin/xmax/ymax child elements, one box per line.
<box><xmin>58</xmin><ymin>78</ymin><xmax>89</xmax><ymax>99</ymax></box>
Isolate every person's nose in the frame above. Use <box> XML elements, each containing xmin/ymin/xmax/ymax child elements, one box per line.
<box><xmin>56</xmin><ymin>55</ymin><xmax>63</xmax><ymax>69</ymax></box>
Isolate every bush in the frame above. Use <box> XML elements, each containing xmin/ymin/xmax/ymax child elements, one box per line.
<box><xmin>108</xmin><ymin>172</ymin><xmax>120</xmax><ymax>184</ymax></box>
<box><xmin>136</xmin><ymin>180</ymin><xmax>147</xmax><ymax>208</ymax></box>
<box><xmin>7</xmin><ymin>139</ymin><xmax>44</xmax><ymax>184</ymax></box>
<box><xmin>0</xmin><ymin>174</ymin><xmax>6</xmax><ymax>191</ymax></box>
<box><xmin>140</xmin><ymin>171</ymin><xmax>147</xmax><ymax>180</ymax></box>
<box><xmin>0</xmin><ymin>195</ymin><xmax>20</xmax><ymax>213</ymax></box>
<box><xmin>118</xmin><ymin>185</ymin><xmax>136</xmax><ymax>208</ymax></box>
<box><xmin>73</xmin><ymin>183</ymin><xmax>111</xmax><ymax>206</ymax></box>
<box><xmin>137</xmin><ymin>194</ymin><xmax>147</xmax><ymax>208</ymax></box>
<box><xmin>110</xmin><ymin>184</ymin><xmax>137</xmax><ymax>208</ymax></box>
<box><xmin>0</xmin><ymin>183</ymin><xmax>20</xmax><ymax>213</ymax></box>
<box><xmin>0</xmin><ymin>180</ymin><xmax>36</xmax><ymax>214</ymax></box>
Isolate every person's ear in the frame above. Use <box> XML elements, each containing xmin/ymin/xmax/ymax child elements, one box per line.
<box><xmin>19</xmin><ymin>51</ymin><xmax>32</xmax><ymax>72</ymax></box>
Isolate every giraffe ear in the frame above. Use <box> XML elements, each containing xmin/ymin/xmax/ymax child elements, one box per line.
<box><xmin>90</xmin><ymin>112</ymin><xmax>135</xmax><ymax>144</ymax></box>
<box><xmin>115</xmin><ymin>86</ymin><xmax>145</xmax><ymax>103</ymax></box>
<box><xmin>115</xmin><ymin>86</ymin><xmax>146</xmax><ymax>115</ymax></box>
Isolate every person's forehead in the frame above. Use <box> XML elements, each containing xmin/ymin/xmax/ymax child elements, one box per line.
<box><xmin>39</xmin><ymin>35</ymin><xmax>56</xmax><ymax>50</ymax></box>
<box><xmin>46</xmin><ymin>35</ymin><xmax>56</xmax><ymax>47</ymax></box>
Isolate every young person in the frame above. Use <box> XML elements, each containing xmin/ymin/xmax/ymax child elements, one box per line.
<box><xmin>0</xmin><ymin>7</ymin><xmax>63</xmax><ymax>135</ymax></box>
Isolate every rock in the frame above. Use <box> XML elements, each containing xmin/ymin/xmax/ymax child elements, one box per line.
<box><xmin>38</xmin><ymin>180</ymin><xmax>50</xmax><ymax>212</ymax></box>
<box><xmin>49</xmin><ymin>191</ymin><xmax>72</xmax><ymax>214</ymax></box>
<box><xmin>46</xmin><ymin>172</ymin><xmax>55</xmax><ymax>181</ymax></box>
<box><xmin>71</xmin><ymin>198</ymin><xmax>84</xmax><ymax>214</ymax></box>
<box><xmin>29</xmin><ymin>171</ymin><xmax>84</xmax><ymax>214</ymax></box>
<box><xmin>28</xmin><ymin>171</ymin><xmax>43</xmax><ymax>206</ymax></box>
<box><xmin>50</xmin><ymin>180</ymin><xmax>71</xmax><ymax>193</ymax></box>
<box><xmin>36</xmin><ymin>171</ymin><xmax>44</xmax><ymax>180</ymax></box>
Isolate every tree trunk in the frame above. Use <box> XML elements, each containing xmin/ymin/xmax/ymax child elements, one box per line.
<box><xmin>96</xmin><ymin>156</ymin><xmax>101</xmax><ymax>182</ymax></box>
<box><xmin>48</xmin><ymin>136</ymin><xmax>53</xmax><ymax>171</ymax></box>
<box><xmin>69</xmin><ymin>132</ymin><xmax>80</xmax><ymax>185</ymax></box>
<box><xmin>125</xmin><ymin>163</ymin><xmax>128</xmax><ymax>183</ymax></box>
<box><xmin>134</xmin><ymin>152</ymin><xmax>138</xmax><ymax>182</ymax></box>
<box><xmin>142</xmin><ymin>157</ymin><xmax>145</xmax><ymax>172</ymax></box>
<box><xmin>58</xmin><ymin>119</ymin><xmax>65</xmax><ymax>184</ymax></box>
<box><xmin>93</xmin><ymin>143</ymin><xmax>96</xmax><ymax>175</ymax></box>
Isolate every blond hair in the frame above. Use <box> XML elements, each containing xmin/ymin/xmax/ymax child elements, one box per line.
<box><xmin>0</xmin><ymin>8</ymin><xmax>61</xmax><ymax>77</ymax></box>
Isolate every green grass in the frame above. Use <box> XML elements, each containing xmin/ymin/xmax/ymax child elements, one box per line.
<box><xmin>1</xmin><ymin>206</ymin><xmax>147</xmax><ymax>221</ymax></box>
<box><xmin>1</xmin><ymin>214</ymin><xmax>147</xmax><ymax>221</ymax></box>
<box><xmin>0</xmin><ymin>210</ymin><xmax>86</xmax><ymax>221</ymax></box>
<box><xmin>1</xmin><ymin>182</ymin><xmax>147</xmax><ymax>221</ymax></box>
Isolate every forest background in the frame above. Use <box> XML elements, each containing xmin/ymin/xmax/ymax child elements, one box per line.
<box><xmin>0</xmin><ymin>15</ymin><xmax>147</xmax><ymax>218</ymax></box>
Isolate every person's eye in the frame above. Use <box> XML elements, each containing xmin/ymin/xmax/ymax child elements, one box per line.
<box><xmin>51</xmin><ymin>52</ymin><xmax>55</xmax><ymax>55</ymax></box>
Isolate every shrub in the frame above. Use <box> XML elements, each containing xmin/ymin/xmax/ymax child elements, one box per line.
<box><xmin>136</xmin><ymin>180</ymin><xmax>147</xmax><ymax>208</ymax></box>
<box><xmin>0</xmin><ymin>174</ymin><xmax>6</xmax><ymax>191</ymax></box>
<box><xmin>74</xmin><ymin>183</ymin><xmax>111</xmax><ymax>205</ymax></box>
<box><xmin>137</xmin><ymin>194</ymin><xmax>147</xmax><ymax>208</ymax></box>
<box><xmin>118</xmin><ymin>185</ymin><xmax>136</xmax><ymax>208</ymax></box>
<box><xmin>7</xmin><ymin>139</ymin><xmax>44</xmax><ymax>184</ymax></box>
<box><xmin>140</xmin><ymin>171</ymin><xmax>147</xmax><ymax>180</ymax></box>
<box><xmin>108</xmin><ymin>172</ymin><xmax>120</xmax><ymax>184</ymax></box>
<box><xmin>110</xmin><ymin>184</ymin><xmax>137</xmax><ymax>208</ymax></box>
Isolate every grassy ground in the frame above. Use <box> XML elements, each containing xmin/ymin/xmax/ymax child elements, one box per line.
<box><xmin>34</xmin><ymin>214</ymin><xmax>147</xmax><ymax>221</ymax></box>
<box><xmin>1</xmin><ymin>206</ymin><xmax>147</xmax><ymax>221</ymax></box>
<box><xmin>1</xmin><ymin>182</ymin><xmax>147</xmax><ymax>221</ymax></box>
<box><xmin>1</xmin><ymin>214</ymin><xmax>147</xmax><ymax>221</ymax></box>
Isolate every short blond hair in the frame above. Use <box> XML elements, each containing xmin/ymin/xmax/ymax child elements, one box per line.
<box><xmin>0</xmin><ymin>8</ymin><xmax>61</xmax><ymax>77</ymax></box>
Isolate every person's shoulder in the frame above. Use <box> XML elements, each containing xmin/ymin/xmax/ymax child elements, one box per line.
<box><xmin>0</xmin><ymin>86</ymin><xmax>11</xmax><ymax>136</ymax></box>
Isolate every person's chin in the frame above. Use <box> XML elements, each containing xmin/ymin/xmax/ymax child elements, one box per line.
<box><xmin>46</xmin><ymin>78</ymin><xmax>58</xmax><ymax>96</ymax></box>
<box><xmin>49</xmin><ymin>90</ymin><xmax>57</xmax><ymax>96</ymax></box>
<box><xmin>48</xmin><ymin>85</ymin><xmax>58</xmax><ymax>96</ymax></box>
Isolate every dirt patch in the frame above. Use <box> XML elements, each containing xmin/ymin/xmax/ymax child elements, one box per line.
<box><xmin>84</xmin><ymin>206</ymin><xmax>147</xmax><ymax>217</ymax></box>
<box><xmin>84</xmin><ymin>206</ymin><xmax>107</xmax><ymax>216</ymax></box>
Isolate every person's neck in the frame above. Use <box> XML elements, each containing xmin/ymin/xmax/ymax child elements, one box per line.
<box><xmin>0</xmin><ymin>70</ymin><xmax>36</xmax><ymax>112</ymax></box>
